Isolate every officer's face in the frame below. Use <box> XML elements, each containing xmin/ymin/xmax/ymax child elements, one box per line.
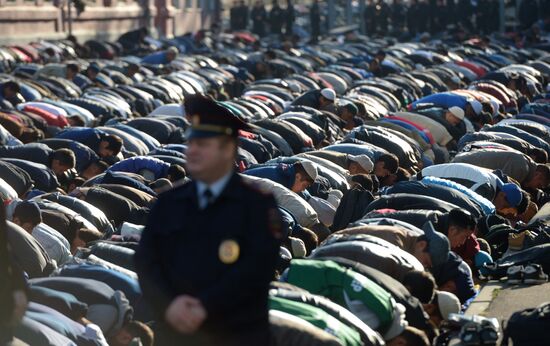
<box><xmin>187</xmin><ymin>136</ymin><xmax>236</xmax><ymax>183</ymax></box>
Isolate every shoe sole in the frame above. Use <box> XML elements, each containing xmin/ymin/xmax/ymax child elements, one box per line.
<box><xmin>508</xmin><ymin>279</ymin><xmax>522</xmax><ymax>284</ymax></box>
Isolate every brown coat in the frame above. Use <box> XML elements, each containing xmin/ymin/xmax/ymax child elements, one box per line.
<box><xmin>334</xmin><ymin>224</ymin><xmax>418</xmax><ymax>254</ymax></box>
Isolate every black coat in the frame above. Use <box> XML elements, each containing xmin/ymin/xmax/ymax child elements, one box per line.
<box><xmin>269</xmin><ymin>6</ymin><xmax>285</xmax><ymax>34</ymax></box>
<box><xmin>135</xmin><ymin>172</ymin><xmax>282</xmax><ymax>345</ymax></box>
<box><xmin>251</xmin><ymin>6</ymin><xmax>267</xmax><ymax>36</ymax></box>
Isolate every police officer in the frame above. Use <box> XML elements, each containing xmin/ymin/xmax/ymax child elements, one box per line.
<box><xmin>135</xmin><ymin>95</ymin><xmax>283</xmax><ymax>346</ymax></box>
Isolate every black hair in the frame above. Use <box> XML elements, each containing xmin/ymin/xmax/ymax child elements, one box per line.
<box><xmin>67</xmin><ymin>63</ymin><xmax>80</xmax><ymax>74</ymax></box>
<box><xmin>481</xmin><ymin>101</ymin><xmax>493</xmax><ymax>114</ymax></box>
<box><xmin>479</xmin><ymin>111</ymin><xmax>493</xmax><ymax>125</ymax></box>
<box><xmin>395</xmin><ymin>167</ymin><xmax>411</xmax><ymax>182</ymax></box>
<box><xmin>397</xmin><ymin>326</ymin><xmax>430</xmax><ymax>346</ymax></box>
<box><xmin>14</xmin><ymin>202</ymin><xmax>42</xmax><ymax>226</ymax></box>
<box><xmin>447</xmin><ymin>209</ymin><xmax>477</xmax><ymax>231</ymax></box>
<box><xmin>3</xmin><ymin>81</ymin><xmax>20</xmax><ymax>94</ymax></box>
<box><xmin>84</xmin><ymin>160</ymin><xmax>109</xmax><ymax>174</ymax></box>
<box><xmin>403</xmin><ymin>270</ymin><xmax>436</xmax><ymax>304</ymax></box>
<box><xmin>517</xmin><ymin>190</ymin><xmax>530</xmax><ymax>215</ymax></box>
<box><xmin>351</xmin><ymin>174</ymin><xmax>373</xmax><ymax>192</ymax></box>
<box><xmin>376</xmin><ymin>153</ymin><xmax>399</xmax><ymax>174</ymax></box>
<box><xmin>20</xmin><ymin>129</ymin><xmax>44</xmax><ymax>143</ymax></box>
<box><xmin>68</xmin><ymin>115</ymin><xmax>85</xmax><ymax>127</ymax></box>
<box><xmin>264</xmin><ymin>50</ymin><xmax>277</xmax><ymax>60</ymax></box>
<box><xmin>69</xmin><ymin>177</ymin><xmax>85</xmax><ymax>189</ymax></box>
<box><xmin>167</xmin><ymin>164</ymin><xmax>186</xmax><ymax>182</ymax></box>
<box><xmin>291</xmin><ymin>227</ymin><xmax>318</xmax><ymax>255</ymax></box>
<box><xmin>52</xmin><ymin>148</ymin><xmax>76</xmax><ymax>168</ymax></box>
<box><xmin>101</xmin><ymin>134</ymin><xmax>123</xmax><ymax>154</ymax></box>
<box><xmin>535</xmin><ymin>164</ymin><xmax>550</xmax><ymax>180</ymax></box>
<box><xmin>529</xmin><ymin>148</ymin><xmax>547</xmax><ymax>164</ymax></box>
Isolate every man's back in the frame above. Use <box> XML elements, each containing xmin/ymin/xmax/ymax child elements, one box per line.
<box><xmin>453</xmin><ymin>149</ymin><xmax>535</xmax><ymax>184</ymax></box>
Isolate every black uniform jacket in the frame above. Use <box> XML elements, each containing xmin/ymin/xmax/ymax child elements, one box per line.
<box><xmin>135</xmin><ymin>172</ymin><xmax>282</xmax><ymax>343</ymax></box>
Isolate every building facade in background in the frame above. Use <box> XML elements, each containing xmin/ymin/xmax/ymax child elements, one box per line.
<box><xmin>0</xmin><ymin>0</ymin><xmax>220</xmax><ymax>44</ymax></box>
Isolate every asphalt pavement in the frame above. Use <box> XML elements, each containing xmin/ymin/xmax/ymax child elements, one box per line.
<box><xmin>465</xmin><ymin>280</ymin><xmax>550</xmax><ymax>344</ymax></box>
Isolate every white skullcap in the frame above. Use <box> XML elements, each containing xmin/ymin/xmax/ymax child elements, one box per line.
<box><xmin>320</xmin><ymin>88</ymin><xmax>336</xmax><ymax>101</ymax></box>
<box><xmin>289</xmin><ymin>236</ymin><xmax>306</xmax><ymax>258</ymax></box>
<box><xmin>437</xmin><ymin>291</ymin><xmax>461</xmax><ymax>320</ymax></box>
<box><xmin>300</xmin><ymin>161</ymin><xmax>318</xmax><ymax>181</ymax></box>
<box><xmin>448</xmin><ymin>106</ymin><xmax>465</xmax><ymax>121</ymax></box>
<box><xmin>468</xmin><ymin>99</ymin><xmax>483</xmax><ymax>115</ymax></box>
<box><xmin>350</xmin><ymin>154</ymin><xmax>374</xmax><ymax>172</ymax></box>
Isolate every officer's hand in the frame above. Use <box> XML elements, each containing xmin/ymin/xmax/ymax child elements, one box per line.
<box><xmin>189</xmin><ymin>299</ymin><xmax>207</xmax><ymax>328</ymax></box>
<box><xmin>165</xmin><ymin>295</ymin><xmax>206</xmax><ymax>334</ymax></box>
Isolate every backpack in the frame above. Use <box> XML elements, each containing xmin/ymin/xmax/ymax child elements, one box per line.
<box><xmin>504</xmin><ymin>302</ymin><xmax>550</xmax><ymax>346</ymax></box>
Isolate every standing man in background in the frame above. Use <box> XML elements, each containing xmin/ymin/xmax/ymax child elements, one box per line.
<box><xmin>251</xmin><ymin>0</ymin><xmax>268</xmax><ymax>37</ymax></box>
<box><xmin>269</xmin><ymin>0</ymin><xmax>285</xmax><ymax>36</ymax></box>
<box><xmin>310</xmin><ymin>0</ymin><xmax>321</xmax><ymax>42</ymax></box>
<box><xmin>285</xmin><ymin>0</ymin><xmax>295</xmax><ymax>37</ymax></box>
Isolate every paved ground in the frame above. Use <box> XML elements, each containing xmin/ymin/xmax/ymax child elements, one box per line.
<box><xmin>467</xmin><ymin>281</ymin><xmax>550</xmax><ymax>320</ymax></box>
<box><xmin>465</xmin><ymin>280</ymin><xmax>550</xmax><ymax>344</ymax></box>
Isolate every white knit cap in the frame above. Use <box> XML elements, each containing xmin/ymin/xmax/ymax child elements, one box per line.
<box><xmin>300</xmin><ymin>161</ymin><xmax>318</xmax><ymax>181</ymax></box>
<box><xmin>289</xmin><ymin>236</ymin><xmax>306</xmax><ymax>258</ymax></box>
<box><xmin>320</xmin><ymin>88</ymin><xmax>336</xmax><ymax>101</ymax></box>
<box><xmin>327</xmin><ymin>189</ymin><xmax>343</xmax><ymax>208</ymax></box>
<box><xmin>469</xmin><ymin>100</ymin><xmax>483</xmax><ymax>115</ymax></box>
<box><xmin>436</xmin><ymin>291</ymin><xmax>461</xmax><ymax>320</ymax></box>
<box><xmin>350</xmin><ymin>154</ymin><xmax>374</xmax><ymax>172</ymax></box>
<box><xmin>448</xmin><ymin>106</ymin><xmax>465</xmax><ymax>121</ymax></box>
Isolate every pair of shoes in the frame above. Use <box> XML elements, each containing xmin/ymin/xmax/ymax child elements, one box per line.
<box><xmin>506</xmin><ymin>264</ymin><xmax>548</xmax><ymax>285</ymax></box>
<box><xmin>506</xmin><ymin>265</ymin><xmax>523</xmax><ymax>284</ymax></box>
<box><xmin>482</xmin><ymin>262</ymin><xmax>513</xmax><ymax>279</ymax></box>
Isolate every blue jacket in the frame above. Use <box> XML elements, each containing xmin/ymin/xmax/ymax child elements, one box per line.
<box><xmin>141</xmin><ymin>51</ymin><xmax>170</xmax><ymax>65</ymax></box>
<box><xmin>57</xmin><ymin>264</ymin><xmax>141</xmax><ymax>307</ymax></box>
<box><xmin>97</xmin><ymin>170</ymin><xmax>156</xmax><ymax>196</ymax></box>
<box><xmin>244</xmin><ymin>163</ymin><xmax>297</xmax><ymax>190</ymax></box>
<box><xmin>110</xmin><ymin>124</ymin><xmax>160</xmax><ymax>151</ymax></box>
<box><xmin>55</xmin><ymin>127</ymin><xmax>107</xmax><ymax>153</ymax></box>
<box><xmin>108</xmin><ymin>156</ymin><xmax>170</xmax><ymax>180</ymax></box>
<box><xmin>40</xmin><ymin>138</ymin><xmax>99</xmax><ymax>172</ymax></box>
<box><xmin>0</xmin><ymin>143</ymin><xmax>53</xmax><ymax>166</ymax></box>
<box><xmin>410</xmin><ymin>92</ymin><xmax>468</xmax><ymax>110</ymax></box>
<box><xmin>2</xmin><ymin>158</ymin><xmax>59</xmax><ymax>192</ymax></box>
<box><xmin>72</xmin><ymin>74</ymin><xmax>92</xmax><ymax>89</ymax></box>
